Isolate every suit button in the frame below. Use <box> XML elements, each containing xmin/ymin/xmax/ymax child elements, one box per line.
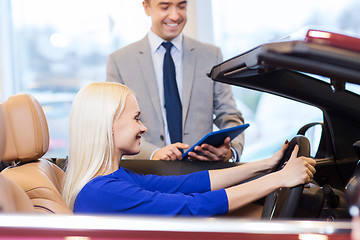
<box><xmin>160</xmin><ymin>135</ymin><xmax>164</xmax><ymax>141</ymax></box>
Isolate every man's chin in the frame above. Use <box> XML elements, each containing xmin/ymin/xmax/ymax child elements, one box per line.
<box><xmin>162</xmin><ymin>33</ymin><xmax>179</xmax><ymax>42</ymax></box>
<box><xmin>162</xmin><ymin>28</ymin><xmax>183</xmax><ymax>41</ymax></box>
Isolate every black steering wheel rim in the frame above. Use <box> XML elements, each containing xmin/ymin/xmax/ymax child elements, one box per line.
<box><xmin>261</xmin><ymin>135</ymin><xmax>310</xmax><ymax>219</ymax></box>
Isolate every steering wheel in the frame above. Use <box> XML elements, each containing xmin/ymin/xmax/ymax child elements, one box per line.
<box><xmin>261</xmin><ymin>135</ymin><xmax>310</xmax><ymax>219</ymax></box>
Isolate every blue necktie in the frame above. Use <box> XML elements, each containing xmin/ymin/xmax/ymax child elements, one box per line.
<box><xmin>162</xmin><ymin>41</ymin><xmax>182</xmax><ymax>144</ymax></box>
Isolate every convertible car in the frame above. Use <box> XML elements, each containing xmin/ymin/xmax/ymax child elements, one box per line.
<box><xmin>0</xmin><ymin>29</ymin><xmax>359</xmax><ymax>239</ymax></box>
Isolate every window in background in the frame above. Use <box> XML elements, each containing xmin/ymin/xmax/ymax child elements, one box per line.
<box><xmin>9</xmin><ymin>0</ymin><xmax>150</xmax><ymax>157</ymax></box>
<box><xmin>4</xmin><ymin>0</ymin><xmax>359</xmax><ymax>160</ymax></box>
<box><xmin>211</xmin><ymin>0</ymin><xmax>360</xmax><ymax>162</ymax></box>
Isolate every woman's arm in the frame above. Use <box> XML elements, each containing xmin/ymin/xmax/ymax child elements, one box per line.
<box><xmin>75</xmin><ymin>173</ymin><xmax>228</xmax><ymax>216</ymax></box>
<box><xmin>209</xmin><ymin>141</ymin><xmax>290</xmax><ymax>190</ymax></box>
<box><xmin>224</xmin><ymin>145</ymin><xmax>316</xmax><ymax>212</ymax></box>
<box><xmin>139</xmin><ymin>169</ymin><xmax>211</xmax><ymax>194</ymax></box>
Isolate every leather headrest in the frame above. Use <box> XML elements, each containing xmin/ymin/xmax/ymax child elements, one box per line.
<box><xmin>0</xmin><ymin>107</ymin><xmax>6</xmax><ymax>161</ymax></box>
<box><xmin>1</xmin><ymin>94</ymin><xmax>49</xmax><ymax>162</ymax></box>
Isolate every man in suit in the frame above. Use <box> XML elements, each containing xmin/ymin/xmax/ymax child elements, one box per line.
<box><xmin>106</xmin><ymin>0</ymin><xmax>244</xmax><ymax>161</ymax></box>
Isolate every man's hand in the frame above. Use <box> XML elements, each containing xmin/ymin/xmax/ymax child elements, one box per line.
<box><xmin>152</xmin><ymin>143</ymin><xmax>189</xmax><ymax>160</ymax></box>
<box><xmin>187</xmin><ymin>137</ymin><xmax>232</xmax><ymax>162</ymax></box>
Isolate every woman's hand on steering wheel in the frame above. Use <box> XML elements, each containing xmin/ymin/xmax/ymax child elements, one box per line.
<box><xmin>267</xmin><ymin>140</ymin><xmax>290</xmax><ymax>172</ymax></box>
<box><xmin>279</xmin><ymin>145</ymin><xmax>317</xmax><ymax>188</ymax></box>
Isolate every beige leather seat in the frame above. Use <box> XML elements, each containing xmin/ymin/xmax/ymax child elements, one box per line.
<box><xmin>0</xmin><ymin>93</ymin><xmax>72</xmax><ymax>214</ymax></box>
<box><xmin>0</xmin><ymin>174</ymin><xmax>34</xmax><ymax>213</ymax></box>
<box><xmin>0</xmin><ymin>106</ymin><xmax>34</xmax><ymax>213</ymax></box>
<box><xmin>0</xmin><ymin>105</ymin><xmax>5</xmax><ymax>164</ymax></box>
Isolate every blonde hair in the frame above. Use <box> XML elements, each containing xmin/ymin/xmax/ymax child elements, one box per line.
<box><xmin>63</xmin><ymin>82</ymin><xmax>134</xmax><ymax>210</ymax></box>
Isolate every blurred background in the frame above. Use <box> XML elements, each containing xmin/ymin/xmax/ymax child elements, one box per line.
<box><xmin>0</xmin><ymin>0</ymin><xmax>359</xmax><ymax>161</ymax></box>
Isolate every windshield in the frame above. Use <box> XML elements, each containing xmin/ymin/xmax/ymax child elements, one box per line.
<box><xmin>346</xmin><ymin>83</ymin><xmax>360</xmax><ymax>95</ymax></box>
<box><xmin>303</xmin><ymin>73</ymin><xmax>360</xmax><ymax>95</ymax></box>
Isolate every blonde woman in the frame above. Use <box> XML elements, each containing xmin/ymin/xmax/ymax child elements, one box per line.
<box><xmin>63</xmin><ymin>82</ymin><xmax>316</xmax><ymax>216</ymax></box>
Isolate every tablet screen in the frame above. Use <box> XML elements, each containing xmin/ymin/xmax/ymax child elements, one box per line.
<box><xmin>182</xmin><ymin>123</ymin><xmax>250</xmax><ymax>160</ymax></box>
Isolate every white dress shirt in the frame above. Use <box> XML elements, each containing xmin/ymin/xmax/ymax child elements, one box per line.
<box><xmin>147</xmin><ymin>31</ymin><xmax>238</xmax><ymax>161</ymax></box>
<box><xmin>148</xmin><ymin>30</ymin><xmax>183</xmax><ymax>146</ymax></box>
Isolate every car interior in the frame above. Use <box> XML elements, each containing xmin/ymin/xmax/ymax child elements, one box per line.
<box><xmin>0</xmin><ymin>174</ymin><xmax>34</xmax><ymax>213</ymax></box>
<box><xmin>0</xmin><ymin>31</ymin><xmax>359</xmax><ymax>227</ymax></box>
<box><xmin>0</xmin><ymin>93</ymin><xmax>71</xmax><ymax>214</ymax></box>
<box><xmin>0</xmin><ymin>91</ymin><xmax>355</xmax><ymax>221</ymax></box>
<box><xmin>206</xmin><ymin>31</ymin><xmax>360</xmax><ymax>220</ymax></box>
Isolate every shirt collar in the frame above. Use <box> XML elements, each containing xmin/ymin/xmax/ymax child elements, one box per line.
<box><xmin>148</xmin><ymin>30</ymin><xmax>183</xmax><ymax>53</ymax></box>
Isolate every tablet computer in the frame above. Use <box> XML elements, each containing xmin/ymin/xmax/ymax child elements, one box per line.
<box><xmin>182</xmin><ymin>123</ymin><xmax>250</xmax><ymax>160</ymax></box>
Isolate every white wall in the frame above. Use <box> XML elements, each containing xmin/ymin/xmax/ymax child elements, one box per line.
<box><xmin>0</xmin><ymin>0</ymin><xmax>215</xmax><ymax>101</ymax></box>
<box><xmin>183</xmin><ymin>0</ymin><xmax>214</xmax><ymax>44</ymax></box>
<box><xmin>0</xmin><ymin>0</ymin><xmax>14</xmax><ymax>100</ymax></box>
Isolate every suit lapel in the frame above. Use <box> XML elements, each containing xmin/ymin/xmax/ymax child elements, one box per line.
<box><xmin>182</xmin><ymin>36</ymin><xmax>196</xmax><ymax>125</ymax></box>
<box><xmin>138</xmin><ymin>36</ymin><xmax>163</xmax><ymax>125</ymax></box>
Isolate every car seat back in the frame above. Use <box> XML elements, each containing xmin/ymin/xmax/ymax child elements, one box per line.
<box><xmin>0</xmin><ymin>106</ymin><xmax>34</xmax><ymax>213</ymax></box>
<box><xmin>0</xmin><ymin>93</ymin><xmax>72</xmax><ymax>214</ymax></box>
<box><xmin>0</xmin><ymin>174</ymin><xmax>34</xmax><ymax>213</ymax></box>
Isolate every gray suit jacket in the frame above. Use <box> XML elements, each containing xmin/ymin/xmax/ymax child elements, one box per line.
<box><xmin>106</xmin><ymin>35</ymin><xmax>244</xmax><ymax>160</ymax></box>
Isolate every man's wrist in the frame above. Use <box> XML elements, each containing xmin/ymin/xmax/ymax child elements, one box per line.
<box><xmin>228</xmin><ymin>147</ymin><xmax>238</xmax><ymax>163</ymax></box>
<box><xmin>150</xmin><ymin>148</ymin><xmax>161</xmax><ymax>160</ymax></box>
